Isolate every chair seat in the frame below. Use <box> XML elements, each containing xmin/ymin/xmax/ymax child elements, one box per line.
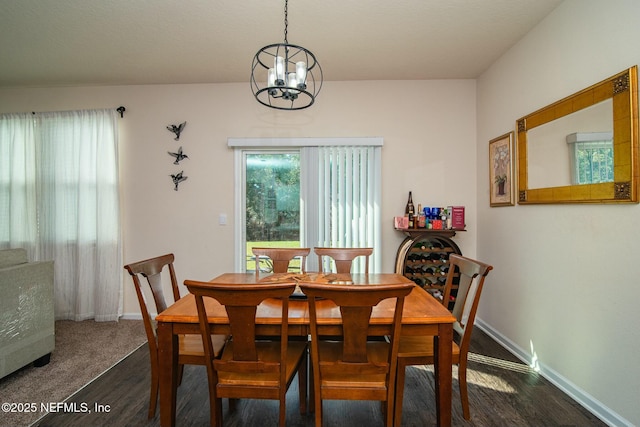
<box><xmin>216</xmin><ymin>340</ymin><xmax>308</xmax><ymax>387</ymax></box>
<box><xmin>398</xmin><ymin>335</ymin><xmax>460</xmax><ymax>362</ymax></box>
<box><xmin>179</xmin><ymin>333</ymin><xmax>226</xmax><ymax>359</ymax></box>
<box><xmin>316</xmin><ymin>340</ymin><xmax>389</xmax><ymax>393</ymax></box>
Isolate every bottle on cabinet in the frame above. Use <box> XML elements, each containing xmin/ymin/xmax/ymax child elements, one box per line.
<box><xmin>405</xmin><ymin>192</ymin><xmax>415</xmax><ymax>229</ymax></box>
<box><xmin>416</xmin><ymin>203</ymin><xmax>426</xmax><ymax>228</ymax></box>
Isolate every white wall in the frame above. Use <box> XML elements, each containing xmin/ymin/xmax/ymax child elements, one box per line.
<box><xmin>0</xmin><ymin>79</ymin><xmax>477</xmax><ymax>316</ymax></box>
<box><xmin>476</xmin><ymin>1</ymin><xmax>640</xmax><ymax>425</ymax></box>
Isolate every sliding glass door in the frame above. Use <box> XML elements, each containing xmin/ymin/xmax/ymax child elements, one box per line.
<box><xmin>243</xmin><ymin>151</ymin><xmax>301</xmax><ymax>272</ymax></box>
<box><xmin>233</xmin><ymin>138</ymin><xmax>382</xmax><ymax>274</ymax></box>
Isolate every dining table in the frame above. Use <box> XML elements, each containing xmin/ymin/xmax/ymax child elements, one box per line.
<box><xmin>156</xmin><ymin>272</ymin><xmax>455</xmax><ymax>427</ymax></box>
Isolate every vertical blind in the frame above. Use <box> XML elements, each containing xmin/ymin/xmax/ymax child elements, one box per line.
<box><xmin>312</xmin><ymin>145</ymin><xmax>381</xmax><ymax>273</ymax></box>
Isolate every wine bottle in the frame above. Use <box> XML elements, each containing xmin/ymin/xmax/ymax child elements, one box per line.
<box><xmin>423</xmin><ymin>266</ymin><xmax>436</xmax><ymax>275</ymax></box>
<box><xmin>405</xmin><ymin>192</ymin><xmax>415</xmax><ymax>228</ymax></box>
<box><xmin>405</xmin><ymin>191</ymin><xmax>415</xmax><ymax>215</ymax></box>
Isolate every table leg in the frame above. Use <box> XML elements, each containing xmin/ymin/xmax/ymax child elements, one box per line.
<box><xmin>434</xmin><ymin>323</ymin><xmax>453</xmax><ymax>427</ymax></box>
<box><xmin>158</xmin><ymin>321</ymin><xmax>178</xmax><ymax>427</ymax></box>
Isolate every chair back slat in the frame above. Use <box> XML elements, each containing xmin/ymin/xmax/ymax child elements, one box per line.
<box><xmin>340</xmin><ymin>306</ymin><xmax>374</xmax><ymax>362</ymax></box>
<box><xmin>314</xmin><ymin>247</ymin><xmax>373</xmax><ymax>274</ymax></box>
<box><xmin>252</xmin><ymin>247</ymin><xmax>310</xmax><ymax>276</ymax></box>
<box><xmin>441</xmin><ymin>254</ymin><xmax>492</xmax><ymax>349</ymax></box>
<box><xmin>124</xmin><ymin>253</ymin><xmax>179</xmax><ymax>346</ymax></box>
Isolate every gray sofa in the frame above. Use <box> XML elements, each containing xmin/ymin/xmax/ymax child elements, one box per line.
<box><xmin>0</xmin><ymin>248</ymin><xmax>55</xmax><ymax>379</ymax></box>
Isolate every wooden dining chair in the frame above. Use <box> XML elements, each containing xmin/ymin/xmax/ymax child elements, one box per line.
<box><xmin>251</xmin><ymin>247</ymin><xmax>311</xmax><ymax>276</ymax></box>
<box><xmin>394</xmin><ymin>254</ymin><xmax>493</xmax><ymax>424</ymax></box>
<box><xmin>124</xmin><ymin>253</ymin><xmax>227</xmax><ymax>419</ymax></box>
<box><xmin>185</xmin><ymin>280</ymin><xmax>308</xmax><ymax>427</ymax></box>
<box><xmin>314</xmin><ymin>247</ymin><xmax>373</xmax><ymax>273</ymax></box>
<box><xmin>299</xmin><ymin>281</ymin><xmax>414</xmax><ymax>427</ymax></box>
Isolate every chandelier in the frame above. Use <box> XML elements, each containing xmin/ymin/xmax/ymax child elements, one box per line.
<box><xmin>250</xmin><ymin>0</ymin><xmax>323</xmax><ymax>110</ymax></box>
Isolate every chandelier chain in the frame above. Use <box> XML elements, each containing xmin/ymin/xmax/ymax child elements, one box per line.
<box><xmin>283</xmin><ymin>0</ymin><xmax>289</xmax><ymax>45</ymax></box>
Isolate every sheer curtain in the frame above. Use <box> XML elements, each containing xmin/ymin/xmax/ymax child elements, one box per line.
<box><xmin>0</xmin><ymin>109</ymin><xmax>122</xmax><ymax>321</ymax></box>
<box><xmin>0</xmin><ymin>113</ymin><xmax>38</xmax><ymax>254</ymax></box>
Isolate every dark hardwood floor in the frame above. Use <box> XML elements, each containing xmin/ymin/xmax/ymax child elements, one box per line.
<box><xmin>35</xmin><ymin>328</ymin><xmax>607</xmax><ymax>427</ymax></box>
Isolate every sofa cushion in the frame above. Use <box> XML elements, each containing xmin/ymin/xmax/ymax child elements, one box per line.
<box><xmin>0</xmin><ymin>249</ymin><xmax>28</xmax><ymax>268</ymax></box>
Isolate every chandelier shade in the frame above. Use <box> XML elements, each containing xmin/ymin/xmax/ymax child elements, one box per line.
<box><xmin>250</xmin><ymin>0</ymin><xmax>322</xmax><ymax>110</ymax></box>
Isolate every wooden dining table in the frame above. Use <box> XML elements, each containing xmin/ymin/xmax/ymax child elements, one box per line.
<box><xmin>156</xmin><ymin>272</ymin><xmax>455</xmax><ymax>426</ymax></box>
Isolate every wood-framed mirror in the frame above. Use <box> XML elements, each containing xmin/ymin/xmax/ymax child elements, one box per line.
<box><xmin>517</xmin><ymin>66</ymin><xmax>638</xmax><ymax>204</ymax></box>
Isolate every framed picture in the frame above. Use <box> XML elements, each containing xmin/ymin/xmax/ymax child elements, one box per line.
<box><xmin>489</xmin><ymin>132</ymin><xmax>515</xmax><ymax>207</ymax></box>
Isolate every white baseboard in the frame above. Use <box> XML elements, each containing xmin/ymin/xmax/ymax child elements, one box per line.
<box><xmin>475</xmin><ymin>318</ymin><xmax>633</xmax><ymax>427</ymax></box>
<box><xmin>120</xmin><ymin>313</ymin><xmax>143</xmax><ymax>320</ymax></box>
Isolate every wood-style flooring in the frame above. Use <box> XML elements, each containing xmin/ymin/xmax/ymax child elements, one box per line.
<box><xmin>35</xmin><ymin>328</ymin><xmax>607</xmax><ymax>426</ymax></box>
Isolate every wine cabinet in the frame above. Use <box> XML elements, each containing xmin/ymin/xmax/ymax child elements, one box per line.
<box><xmin>394</xmin><ymin>231</ymin><xmax>462</xmax><ymax>309</ymax></box>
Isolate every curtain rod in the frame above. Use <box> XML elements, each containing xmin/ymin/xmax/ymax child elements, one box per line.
<box><xmin>30</xmin><ymin>106</ymin><xmax>126</xmax><ymax>117</ymax></box>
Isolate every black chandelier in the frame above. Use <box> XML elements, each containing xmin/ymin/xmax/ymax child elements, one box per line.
<box><xmin>250</xmin><ymin>0</ymin><xmax>323</xmax><ymax>110</ymax></box>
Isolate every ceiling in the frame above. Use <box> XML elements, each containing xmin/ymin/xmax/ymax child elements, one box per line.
<box><xmin>0</xmin><ymin>0</ymin><xmax>562</xmax><ymax>88</ymax></box>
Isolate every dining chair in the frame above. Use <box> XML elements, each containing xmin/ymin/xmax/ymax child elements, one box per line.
<box><xmin>299</xmin><ymin>281</ymin><xmax>414</xmax><ymax>427</ymax></box>
<box><xmin>394</xmin><ymin>254</ymin><xmax>493</xmax><ymax>424</ymax></box>
<box><xmin>185</xmin><ymin>280</ymin><xmax>308</xmax><ymax>427</ymax></box>
<box><xmin>314</xmin><ymin>247</ymin><xmax>373</xmax><ymax>273</ymax></box>
<box><xmin>251</xmin><ymin>247</ymin><xmax>311</xmax><ymax>276</ymax></box>
<box><xmin>124</xmin><ymin>253</ymin><xmax>227</xmax><ymax>419</ymax></box>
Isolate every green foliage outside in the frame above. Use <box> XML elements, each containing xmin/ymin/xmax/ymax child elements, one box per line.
<box><xmin>245</xmin><ymin>153</ymin><xmax>300</xmax><ymax>242</ymax></box>
<box><xmin>576</xmin><ymin>146</ymin><xmax>613</xmax><ymax>184</ymax></box>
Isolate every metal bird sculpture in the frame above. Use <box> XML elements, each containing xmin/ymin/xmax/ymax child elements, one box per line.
<box><xmin>170</xmin><ymin>171</ymin><xmax>188</xmax><ymax>191</ymax></box>
<box><xmin>168</xmin><ymin>146</ymin><xmax>189</xmax><ymax>164</ymax></box>
<box><xmin>166</xmin><ymin>121</ymin><xmax>186</xmax><ymax>140</ymax></box>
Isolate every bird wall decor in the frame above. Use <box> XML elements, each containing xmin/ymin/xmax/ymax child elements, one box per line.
<box><xmin>170</xmin><ymin>171</ymin><xmax>188</xmax><ymax>191</ymax></box>
<box><xmin>168</xmin><ymin>146</ymin><xmax>189</xmax><ymax>164</ymax></box>
<box><xmin>166</xmin><ymin>121</ymin><xmax>186</xmax><ymax>140</ymax></box>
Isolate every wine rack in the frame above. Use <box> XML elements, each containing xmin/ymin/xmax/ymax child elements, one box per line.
<box><xmin>394</xmin><ymin>232</ymin><xmax>462</xmax><ymax>309</ymax></box>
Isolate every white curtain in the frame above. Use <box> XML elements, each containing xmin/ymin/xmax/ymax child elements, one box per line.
<box><xmin>0</xmin><ymin>113</ymin><xmax>38</xmax><ymax>254</ymax></box>
<box><xmin>0</xmin><ymin>109</ymin><xmax>122</xmax><ymax>321</ymax></box>
<box><xmin>302</xmin><ymin>145</ymin><xmax>381</xmax><ymax>273</ymax></box>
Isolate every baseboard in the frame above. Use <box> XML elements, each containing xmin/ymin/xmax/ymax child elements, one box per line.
<box><xmin>476</xmin><ymin>318</ymin><xmax>633</xmax><ymax>427</ymax></box>
<box><xmin>119</xmin><ymin>313</ymin><xmax>143</xmax><ymax>320</ymax></box>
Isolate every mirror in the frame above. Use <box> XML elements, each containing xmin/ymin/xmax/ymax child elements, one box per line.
<box><xmin>517</xmin><ymin>66</ymin><xmax>638</xmax><ymax>204</ymax></box>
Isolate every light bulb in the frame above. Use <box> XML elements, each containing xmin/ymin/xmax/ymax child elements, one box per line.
<box><xmin>274</xmin><ymin>56</ymin><xmax>285</xmax><ymax>85</ymax></box>
<box><xmin>296</xmin><ymin>61</ymin><xmax>307</xmax><ymax>89</ymax></box>
<box><xmin>267</xmin><ymin>68</ymin><xmax>277</xmax><ymax>95</ymax></box>
<box><xmin>268</xmin><ymin>68</ymin><xmax>276</xmax><ymax>87</ymax></box>
<box><xmin>287</xmin><ymin>73</ymin><xmax>299</xmax><ymax>96</ymax></box>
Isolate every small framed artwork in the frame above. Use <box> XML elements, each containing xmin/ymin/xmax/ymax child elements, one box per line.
<box><xmin>489</xmin><ymin>132</ymin><xmax>515</xmax><ymax>207</ymax></box>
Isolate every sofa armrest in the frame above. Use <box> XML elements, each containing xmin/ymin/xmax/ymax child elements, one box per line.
<box><xmin>0</xmin><ymin>248</ymin><xmax>28</xmax><ymax>269</ymax></box>
<box><xmin>0</xmin><ymin>260</ymin><xmax>55</xmax><ymax>378</ymax></box>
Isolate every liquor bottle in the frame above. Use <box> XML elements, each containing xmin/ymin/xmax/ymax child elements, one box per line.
<box><xmin>405</xmin><ymin>192</ymin><xmax>415</xmax><ymax>215</ymax></box>
<box><xmin>405</xmin><ymin>192</ymin><xmax>415</xmax><ymax>228</ymax></box>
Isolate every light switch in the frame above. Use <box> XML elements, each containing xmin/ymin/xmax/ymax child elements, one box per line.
<box><xmin>219</xmin><ymin>214</ymin><xmax>227</xmax><ymax>225</ymax></box>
